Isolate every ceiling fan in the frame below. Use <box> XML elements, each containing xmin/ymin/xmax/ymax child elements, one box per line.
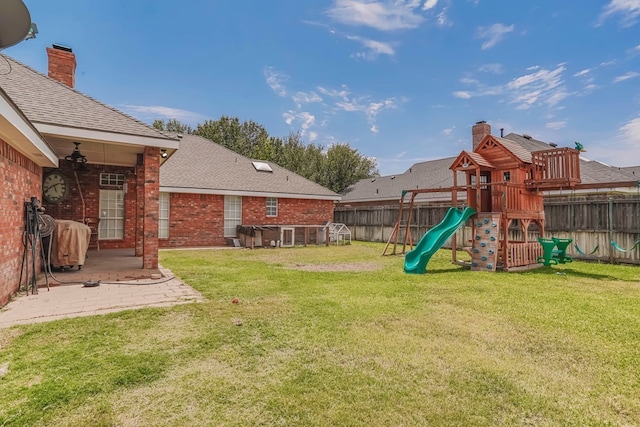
<box><xmin>64</xmin><ymin>142</ymin><xmax>88</xmax><ymax>166</ymax></box>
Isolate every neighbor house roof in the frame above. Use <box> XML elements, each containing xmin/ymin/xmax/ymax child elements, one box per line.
<box><xmin>0</xmin><ymin>55</ymin><xmax>176</xmax><ymax>144</ymax></box>
<box><xmin>160</xmin><ymin>134</ymin><xmax>340</xmax><ymax>201</ymax></box>
<box><xmin>340</xmin><ymin>157</ymin><xmax>466</xmax><ymax>204</ymax></box>
<box><xmin>620</xmin><ymin>166</ymin><xmax>640</xmax><ymax>179</ymax></box>
<box><xmin>339</xmin><ymin>132</ymin><xmax>639</xmax><ymax>205</ymax></box>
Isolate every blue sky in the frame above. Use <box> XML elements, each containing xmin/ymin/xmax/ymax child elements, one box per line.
<box><xmin>6</xmin><ymin>0</ymin><xmax>640</xmax><ymax>175</ymax></box>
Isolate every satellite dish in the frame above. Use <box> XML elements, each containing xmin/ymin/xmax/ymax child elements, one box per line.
<box><xmin>0</xmin><ymin>0</ymin><xmax>31</xmax><ymax>50</ymax></box>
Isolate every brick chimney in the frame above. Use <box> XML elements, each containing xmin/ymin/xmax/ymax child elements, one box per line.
<box><xmin>472</xmin><ymin>120</ymin><xmax>491</xmax><ymax>151</ymax></box>
<box><xmin>47</xmin><ymin>44</ymin><xmax>76</xmax><ymax>88</ymax></box>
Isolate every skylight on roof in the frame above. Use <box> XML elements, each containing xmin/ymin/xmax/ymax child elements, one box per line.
<box><xmin>252</xmin><ymin>161</ymin><xmax>273</xmax><ymax>172</ymax></box>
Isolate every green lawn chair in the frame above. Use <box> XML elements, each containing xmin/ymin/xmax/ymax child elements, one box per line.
<box><xmin>537</xmin><ymin>238</ymin><xmax>558</xmax><ymax>266</ymax></box>
<box><xmin>552</xmin><ymin>238</ymin><xmax>573</xmax><ymax>264</ymax></box>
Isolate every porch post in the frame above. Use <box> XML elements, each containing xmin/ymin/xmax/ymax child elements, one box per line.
<box><xmin>142</xmin><ymin>146</ymin><xmax>160</xmax><ymax>269</ymax></box>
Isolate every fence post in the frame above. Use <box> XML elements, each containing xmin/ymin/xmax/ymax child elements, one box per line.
<box><xmin>609</xmin><ymin>198</ymin><xmax>614</xmax><ymax>264</ymax></box>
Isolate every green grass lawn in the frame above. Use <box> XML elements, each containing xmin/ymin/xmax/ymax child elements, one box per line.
<box><xmin>1</xmin><ymin>242</ymin><xmax>639</xmax><ymax>426</ymax></box>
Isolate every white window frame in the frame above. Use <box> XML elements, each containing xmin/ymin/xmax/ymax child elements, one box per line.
<box><xmin>100</xmin><ymin>173</ymin><xmax>125</xmax><ymax>187</ymax></box>
<box><xmin>159</xmin><ymin>192</ymin><xmax>170</xmax><ymax>239</ymax></box>
<box><xmin>224</xmin><ymin>195</ymin><xmax>242</xmax><ymax>237</ymax></box>
<box><xmin>99</xmin><ymin>189</ymin><xmax>124</xmax><ymax>240</ymax></box>
<box><xmin>266</xmin><ymin>197</ymin><xmax>278</xmax><ymax>217</ymax></box>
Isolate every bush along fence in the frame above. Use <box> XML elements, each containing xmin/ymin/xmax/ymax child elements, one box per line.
<box><xmin>334</xmin><ymin>194</ymin><xmax>640</xmax><ymax>265</ymax></box>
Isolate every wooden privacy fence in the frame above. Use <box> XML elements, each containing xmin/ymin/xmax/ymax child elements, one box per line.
<box><xmin>334</xmin><ymin>195</ymin><xmax>640</xmax><ymax>265</ymax></box>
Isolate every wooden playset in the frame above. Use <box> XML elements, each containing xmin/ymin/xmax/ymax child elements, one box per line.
<box><xmin>386</xmin><ymin>122</ymin><xmax>583</xmax><ymax>272</ymax></box>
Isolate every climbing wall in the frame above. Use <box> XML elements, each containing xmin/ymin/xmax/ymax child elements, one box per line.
<box><xmin>471</xmin><ymin>213</ymin><xmax>501</xmax><ymax>272</ymax></box>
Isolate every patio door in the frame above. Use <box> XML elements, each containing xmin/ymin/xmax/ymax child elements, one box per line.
<box><xmin>99</xmin><ymin>189</ymin><xmax>124</xmax><ymax>240</ymax></box>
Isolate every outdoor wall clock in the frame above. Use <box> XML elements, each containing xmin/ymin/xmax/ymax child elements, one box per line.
<box><xmin>43</xmin><ymin>171</ymin><xmax>69</xmax><ymax>203</ymax></box>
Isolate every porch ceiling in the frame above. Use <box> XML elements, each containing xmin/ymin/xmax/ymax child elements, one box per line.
<box><xmin>45</xmin><ymin>134</ymin><xmax>176</xmax><ymax>167</ymax></box>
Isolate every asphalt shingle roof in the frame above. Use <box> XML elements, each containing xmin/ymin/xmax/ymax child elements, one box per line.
<box><xmin>0</xmin><ymin>55</ymin><xmax>174</xmax><ymax>141</ymax></box>
<box><xmin>341</xmin><ymin>157</ymin><xmax>465</xmax><ymax>203</ymax></box>
<box><xmin>160</xmin><ymin>134</ymin><xmax>340</xmax><ymax>199</ymax></box>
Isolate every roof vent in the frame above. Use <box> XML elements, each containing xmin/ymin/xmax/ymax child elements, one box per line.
<box><xmin>549</xmin><ymin>142</ymin><xmax>557</xmax><ymax>147</ymax></box>
<box><xmin>390</xmin><ymin>176</ymin><xmax>396</xmax><ymax>180</ymax></box>
<box><xmin>522</xmin><ymin>134</ymin><xmax>532</xmax><ymax>140</ymax></box>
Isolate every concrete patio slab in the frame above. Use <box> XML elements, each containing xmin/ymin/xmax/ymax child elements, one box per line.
<box><xmin>0</xmin><ymin>266</ymin><xmax>204</xmax><ymax>328</ymax></box>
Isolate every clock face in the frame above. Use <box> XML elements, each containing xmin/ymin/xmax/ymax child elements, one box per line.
<box><xmin>43</xmin><ymin>172</ymin><xmax>69</xmax><ymax>203</ymax></box>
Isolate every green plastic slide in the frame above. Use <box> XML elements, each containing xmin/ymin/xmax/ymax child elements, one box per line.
<box><xmin>404</xmin><ymin>207</ymin><xmax>476</xmax><ymax>274</ymax></box>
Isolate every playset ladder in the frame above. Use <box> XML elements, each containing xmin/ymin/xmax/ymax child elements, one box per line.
<box><xmin>383</xmin><ymin>191</ymin><xmax>416</xmax><ymax>256</ymax></box>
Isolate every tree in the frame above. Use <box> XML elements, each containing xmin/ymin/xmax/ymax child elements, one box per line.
<box><xmin>194</xmin><ymin>116</ymin><xmax>271</xmax><ymax>159</ymax></box>
<box><xmin>152</xmin><ymin>119</ymin><xmax>193</xmax><ymax>134</ymax></box>
<box><xmin>324</xmin><ymin>144</ymin><xmax>378</xmax><ymax>193</ymax></box>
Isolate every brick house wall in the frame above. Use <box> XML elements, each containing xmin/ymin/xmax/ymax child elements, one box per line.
<box><xmin>159</xmin><ymin>193</ymin><xmax>334</xmax><ymax>248</ymax></box>
<box><xmin>243</xmin><ymin>197</ymin><xmax>334</xmax><ymax>225</ymax></box>
<box><xmin>0</xmin><ymin>139</ymin><xmax>43</xmax><ymax>306</ymax></box>
<box><xmin>42</xmin><ymin>162</ymin><xmax>138</xmax><ymax>250</ymax></box>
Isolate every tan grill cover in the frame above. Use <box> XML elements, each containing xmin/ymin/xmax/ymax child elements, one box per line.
<box><xmin>50</xmin><ymin>220</ymin><xmax>91</xmax><ymax>268</ymax></box>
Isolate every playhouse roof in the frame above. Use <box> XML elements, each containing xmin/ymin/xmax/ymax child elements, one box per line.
<box><xmin>450</xmin><ymin>151</ymin><xmax>495</xmax><ymax>170</ymax></box>
<box><xmin>159</xmin><ymin>134</ymin><xmax>340</xmax><ymax>201</ymax></box>
<box><xmin>493</xmin><ymin>136</ymin><xmax>533</xmax><ymax>163</ymax></box>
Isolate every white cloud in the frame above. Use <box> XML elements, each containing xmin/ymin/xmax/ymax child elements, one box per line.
<box><xmin>326</xmin><ymin>0</ymin><xmax>425</xmax><ymax>30</ymax></box>
<box><xmin>347</xmin><ymin>35</ymin><xmax>396</xmax><ymax>60</ymax></box>
<box><xmin>479</xmin><ymin>63</ymin><xmax>503</xmax><ymax>74</ymax></box>
<box><xmin>613</xmin><ymin>71</ymin><xmax>640</xmax><ymax>83</ymax></box>
<box><xmin>506</xmin><ymin>65</ymin><xmax>567</xmax><ymax>108</ymax></box>
<box><xmin>318</xmin><ymin>86</ymin><xmax>351</xmax><ymax>101</ymax></box>
<box><xmin>422</xmin><ymin>0</ymin><xmax>438</xmax><ymax>10</ymax></box>
<box><xmin>591</xmin><ymin>115</ymin><xmax>640</xmax><ymax>167</ymax></box>
<box><xmin>453</xmin><ymin>64</ymin><xmax>570</xmax><ymax>110</ymax></box>
<box><xmin>598</xmin><ymin>0</ymin><xmax>640</xmax><ymax>27</ymax></box>
<box><xmin>453</xmin><ymin>91</ymin><xmax>472</xmax><ymax>99</ymax></box>
<box><xmin>320</xmin><ymin>84</ymin><xmax>401</xmax><ymax>133</ymax></box>
<box><xmin>477</xmin><ymin>23</ymin><xmax>514</xmax><ymax>50</ymax></box>
<box><xmin>120</xmin><ymin>104</ymin><xmax>206</xmax><ymax>124</ymax></box>
<box><xmin>620</xmin><ymin>116</ymin><xmax>640</xmax><ymax>147</ymax></box>
<box><xmin>574</xmin><ymin>69</ymin><xmax>591</xmax><ymax>77</ymax></box>
<box><xmin>435</xmin><ymin>10</ymin><xmax>449</xmax><ymax>26</ymax></box>
<box><xmin>292</xmin><ymin>91</ymin><xmax>323</xmax><ymax>108</ymax></box>
<box><xmin>283</xmin><ymin>111</ymin><xmax>317</xmax><ymax>139</ymax></box>
<box><xmin>546</xmin><ymin>121</ymin><xmax>566</xmax><ymax>130</ymax></box>
<box><xmin>442</xmin><ymin>127</ymin><xmax>454</xmax><ymax>135</ymax></box>
<box><xmin>264</xmin><ymin>66</ymin><xmax>288</xmax><ymax>97</ymax></box>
